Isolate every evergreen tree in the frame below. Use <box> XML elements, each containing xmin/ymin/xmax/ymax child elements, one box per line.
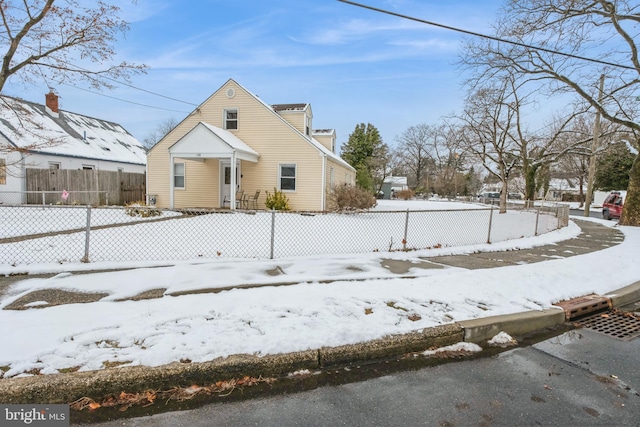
<box><xmin>595</xmin><ymin>142</ymin><xmax>635</xmax><ymax>191</ymax></box>
<box><xmin>340</xmin><ymin>123</ymin><xmax>386</xmax><ymax>192</ymax></box>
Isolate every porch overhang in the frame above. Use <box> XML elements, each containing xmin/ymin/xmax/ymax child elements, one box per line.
<box><xmin>168</xmin><ymin>122</ymin><xmax>259</xmax><ymax>209</ymax></box>
<box><xmin>168</xmin><ymin>122</ymin><xmax>259</xmax><ymax>162</ymax></box>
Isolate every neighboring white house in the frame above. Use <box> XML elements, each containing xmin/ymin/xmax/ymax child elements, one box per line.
<box><xmin>0</xmin><ymin>92</ymin><xmax>146</xmax><ymax>196</ymax></box>
<box><xmin>380</xmin><ymin>176</ymin><xmax>408</xmax><ymax>199</ymax></box>
<box><xmin>542</xmin><ymin>178</ymin><xmax>580</xmax><ymax>201</ymax></box>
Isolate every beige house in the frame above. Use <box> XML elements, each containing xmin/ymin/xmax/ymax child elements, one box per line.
<box><xmin>147</xmin><ymin>79</ymin><xmax>356</xmax><ymax>211</ymax></box>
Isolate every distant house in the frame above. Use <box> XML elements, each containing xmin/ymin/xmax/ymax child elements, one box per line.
<box><xmin>381</xmin><ymin>176</ymin><xmax>408</xmax><ymax>199</ymax></box>
<box><xmin>146</xmin><ymin>79</ymin><xmax>356</xmax><ymax>211</ymax></box>
<box><xmin>542</xmin><ymin>178</ymin><xmax>580</xmax><ymax>201</ymax></box>
<box><xmin>0</xmin><ymin>92</ymin><xmax>146</xmax><ymax>198</ymax></box>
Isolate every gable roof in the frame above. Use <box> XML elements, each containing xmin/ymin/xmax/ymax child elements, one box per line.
<box><xmin>219</xmin><ymin>79</ymin><xmax>355</xmax><ymax>172</ymax></box>
<box><xmin>0</xmin><ymin>95</ymin><xmax>146</xmax><ymax>165</ymax></box>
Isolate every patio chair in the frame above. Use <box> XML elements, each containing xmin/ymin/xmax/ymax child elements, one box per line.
<box><xmin>223</xmin><ymin>189</ymin><xmax>244</xmax><ymax>209</ymax></box>
<box><xmin>247</xmin><ymin>190</ymin><xmax>260</xmax><ymax>210</ymax></box>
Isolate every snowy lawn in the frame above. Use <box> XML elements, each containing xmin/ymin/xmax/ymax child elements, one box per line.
<box><xmin>0</xmin><ymin>208</ymin><xmax>636</xmax><ymax>378</ymax></box>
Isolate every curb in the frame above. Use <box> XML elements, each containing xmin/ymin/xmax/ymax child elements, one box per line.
<box><xmin>458</xmin><ymin>308</ymin><xmax>566</xmax><ymax>343</ymax></box>
<box><xmin>0</xmin><ymin>282</ymin><xmax>638</xmax><ymax>405</ymax></box>
<box><xmin>0</xmin><ymin>325</ymin><xmax>463</xmax><ymax>404</ymax></box>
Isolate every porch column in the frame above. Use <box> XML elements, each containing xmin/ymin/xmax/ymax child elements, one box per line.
<box><xmin>230</xmin><ymin>151</ymin><xmax>237</xmax><ymax>210</ymax></box>
<box><xmin>169</xmin><ymin>153</ymin><xmax>175</xmax><ymax>209</ymax></box>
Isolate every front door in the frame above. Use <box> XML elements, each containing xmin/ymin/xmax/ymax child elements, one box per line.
<box><xmin>220</xmin><ymin>161</ymin><xmax>241</xmax><ymax>206</ymax></box>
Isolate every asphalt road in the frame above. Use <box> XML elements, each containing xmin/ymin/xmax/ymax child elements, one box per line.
<box><xmin>570</xmin><ymin>208</ymin><xmax>606</xmax><ymax>219</ymax></box>
<box><xmin>81</xmin><ymin>324</ymin><xmax>640</xmax><ymax>426</ymax></box>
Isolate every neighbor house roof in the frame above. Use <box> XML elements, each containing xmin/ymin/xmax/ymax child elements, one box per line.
<box><xmin>384</xmin><ymin>176</ymin><xmax>408</xmax><ymax>186</ymax></box>
<box><xmin>0</xmin><ymin>95</ymin><xmax>146</xmax><ymax>165</ymax></box>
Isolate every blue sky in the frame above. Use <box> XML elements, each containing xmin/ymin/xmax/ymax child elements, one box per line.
<box><xmin>4</xmin><ymin>0</ymin><xmax>505</xmax><ymax>149</ymax></box>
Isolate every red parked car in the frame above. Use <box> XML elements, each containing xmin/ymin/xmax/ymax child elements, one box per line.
<box><xmin>602</xmin><ymin>192</ymin><xmax>624</xmax><ymax>220</ymax></box>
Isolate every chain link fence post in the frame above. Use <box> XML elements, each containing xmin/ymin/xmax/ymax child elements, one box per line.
<box><xmin>81</xmin><ymin>205</ymin><xmax>92</xmax><ymax>263</ymax></box>
<box><xmin>402</xmin><ymin>209</ymin><xmax>409</xmax><ymax>251</ymax></box>
<box><xmin>270</xmin><ymin>210</ymin><xmax>276</xmax><ymax>259</ymax></box>
<box><xmin>487</xmin><ymin>205</ymin><xmax>494</xmax><ymax>244</ymax></box>
<box><xmin>535</xmin><ymin>208</ymin><xmax>540</xmax><ymax>236</ymax></box>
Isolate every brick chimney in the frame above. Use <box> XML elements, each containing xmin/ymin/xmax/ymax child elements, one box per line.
<box><xmin>45</xmin><ymin>90</ymin><xmax>59</xmax><ymax>117</ymax></box>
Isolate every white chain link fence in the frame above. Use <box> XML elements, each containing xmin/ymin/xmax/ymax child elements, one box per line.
<box><xmin>0</xmin><ymin>202</ymin><xmax>569</xmax><ymax>267</ymax></box>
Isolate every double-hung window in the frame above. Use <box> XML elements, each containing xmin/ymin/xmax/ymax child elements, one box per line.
<box><xmin>224</xmin><ymin>108</ymin><xmax>238</xmax><ymax>130</ymax></box>
<box><xmin>279</xmin><ymin>164</ymin><xmax>296</xmax><ymax>191</ymax></box>
<box><xmin>174</xmin><ymin>162</ymin><xmax>185</xmax><ymax>189</ymax></box>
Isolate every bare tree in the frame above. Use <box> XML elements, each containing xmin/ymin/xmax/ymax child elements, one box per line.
<box><xmin>0</xmin><ymin>0</ymin><xmax>146</xmax><ymax>93</ymax></box>
<box><xmin>394</xmin><ymin>124</ymin><xmax>434</xmax><ymax>191</ymax></box>
<box><xmin>143</xmin><ymin>117</ymin><xmax>179</xmax><ymax>150</ymax></box>
<box><xmin>458</xmin><ymin>80</ymin><xmax>520</xmax><ymax>213</ymax></box>
<box><xmin>555</xmin><ymin>116</ymin><xmax>593</xmax><ymax>207</ymax></box>
<box><xmin>424</xmin><ymin>122</ymin><xmax>467</xmax><ymax>197</ymax></box>
<box><xmin>461</xmin><ymin>0</ymin><xmax>640</xmax><ymax>224</ymax></box>
<box><xmin>0</xmin><ymin>0</ymin><xmax>147</xmax><ymax>175</ymax></box>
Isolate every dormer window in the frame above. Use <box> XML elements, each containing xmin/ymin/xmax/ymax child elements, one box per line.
<box><xmin>224</xmin><ymin>108</ymin><xmax>238</xmax><ymax>130</ymax></box>
<box><xmin>305</xmin><ymin>115</ymin><xmax>311</xmax><ymax>136</ymax></box>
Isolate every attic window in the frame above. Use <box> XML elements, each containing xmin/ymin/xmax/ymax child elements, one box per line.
<box><xmin>224</xmin><ymin>108</ymin><xmax>238</xmax><ymax>130</ymax></box>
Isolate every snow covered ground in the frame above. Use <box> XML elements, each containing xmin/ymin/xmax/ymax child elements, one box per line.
<box><xmin>0</xmin><ymin>199</ymin><xmax>637</xmax><ymax>379</ymax></box>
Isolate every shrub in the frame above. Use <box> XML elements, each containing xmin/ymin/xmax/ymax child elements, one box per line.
<box><xmin>265</xmin><ymin>188</ymin><xmax>291</xmax><ymax>211</ymax></box>
<box><xmin>328</xmin><ymin>184</ymin><xmax>377</xmax><ymax>211</ymax></box>
<box><xmin>395</xmin><ymin>189</ymin><xmax>415</xmax><ymax>200</ymax></box>
<box><xmin>125</xmin><ymin>201</ymin><xmax>162</xmax><ymax>218</ymax></box>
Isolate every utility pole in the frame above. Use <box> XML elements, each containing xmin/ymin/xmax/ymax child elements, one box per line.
<box><xmin>584</xmin><ymin>74</ymin><xmax>605</xmax><ymax>217</ymax></box>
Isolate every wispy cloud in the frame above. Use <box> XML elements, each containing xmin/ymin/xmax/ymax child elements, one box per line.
<box><xmin>292</xmin><ymin>18</ymin><xmax>426</xmax><ymax>45</ymax></box>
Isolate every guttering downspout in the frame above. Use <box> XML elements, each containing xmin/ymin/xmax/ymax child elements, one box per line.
<box><xmin>230</xmin><ymin>151</ymin><xmax>237</xmax><ymax>210</ymax></box>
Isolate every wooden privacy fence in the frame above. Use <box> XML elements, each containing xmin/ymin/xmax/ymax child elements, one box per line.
<box><xmin>25</xmin><ymin>168</ymin><xmax>146</xmax><ymax>206</ymax></box>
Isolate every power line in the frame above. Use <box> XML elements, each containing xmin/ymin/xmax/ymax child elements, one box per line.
<box><xmin>0</xmin><ymin>33</ymin><xmax>199</xmax><ymax>108</ymax></box>
<box><xmin>337</xmin><ymin>0</ymin><xmax>637</xmax><ymax>72</ymax></box>
<box><xmin>82</xmin><ymin>72</ymin><xmax>199</xmax><ymax>107</ymax></box>
<box><xmin>59</xmin><ymin>82</ymin><xmax>191</xmax><ymax>113</ymax></box>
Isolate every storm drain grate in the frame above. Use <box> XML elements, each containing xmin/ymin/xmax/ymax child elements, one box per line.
<box><xmin>573</xmin><ymin>310</ymin><xmax>640</xmax><ymax>341</ymax></box>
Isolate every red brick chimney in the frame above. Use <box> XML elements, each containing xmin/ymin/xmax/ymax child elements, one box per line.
<box><xmin>45</xmin><ymin>90</ymin><xmax>59</xmax><ymax>113</ymax></box>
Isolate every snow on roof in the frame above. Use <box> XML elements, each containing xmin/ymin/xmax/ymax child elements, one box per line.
<box><xmin>0</xmin><ymin>95</ymin><xmax>146</xmax><ymax>165</ymax></box>
<box><xmin>547</xmin><ymin>178</ymin><xmax>578</xmax><ymax>191</ymax></box>
<box><xmin>384</xmin><ymin>176</ymin><xmax>408</xmax><ymax>185</ymax></box>
<box><xmin>271</xmin><ymin>103</ymin><xmax>308</xmax><ymax>112</ymax></box>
